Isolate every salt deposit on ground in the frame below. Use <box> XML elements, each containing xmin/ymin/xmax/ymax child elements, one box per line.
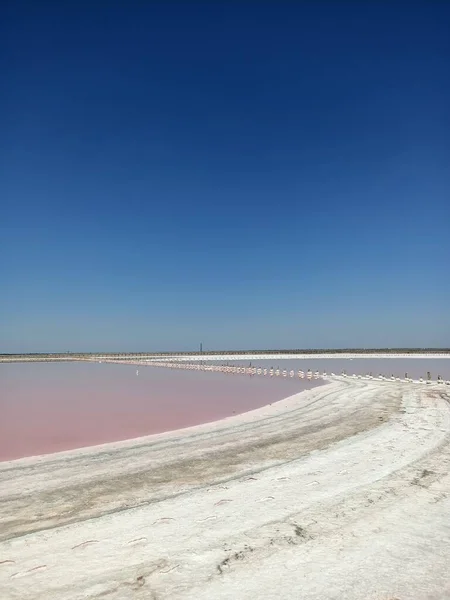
<box><xmin>1</xmin><ymin>378</ymin><xmax>449</xmax><ymax>599</ymax></box>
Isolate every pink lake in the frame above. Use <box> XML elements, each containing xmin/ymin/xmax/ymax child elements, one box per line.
<box><xmin>0</xmin><ymin>362</ymin><xmax>322</xmax><ymax>462</ymax></box>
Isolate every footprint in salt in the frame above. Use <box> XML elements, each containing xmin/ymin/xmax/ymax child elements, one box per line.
<box><xmin>11</xmin><ymin>565</ymin><xmax>47</xmax><ymax>579</ymax></box>
<box><xmin>198</xmin><ymin>515</ymin><xmax>217</xmax><ymax>523</ymax></box>
<box><xmin>72</xmin><ymin>540</ymin><xmax>99</xmax><ymax>550</ymax></box>
<box><xmin>127</xmin><ymin>537</ymin><xmax>148</xmax><ymax>546</ymax></box>
<box><xmin>306</xmin><ymin>481</ymin><xmax>320</xmax><ymax>486</ymax></box>
<box><xmin>152</xmin><ymin>518</ymin><xmax>175</xmax><ymax>525</ymax></box>
<box><xmin>26</xmin><ymin>565</ymin><xmax>47</xmax><ymax>574</ymax></box>
<box><xmin>214</xmin><ymin>499</ymin><xmax>233</xmax><ymax>506</ymax></box>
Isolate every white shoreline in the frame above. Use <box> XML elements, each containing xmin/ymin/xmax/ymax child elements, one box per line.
<box><xmin>2</xmin><ymin>351</ymin><xmax>450</xmax><ymax>363</ymax></box>
<box><xmin>141</xmin><ymin>352</ymin><xmax>450</xmax><ymax>361</ymax></box>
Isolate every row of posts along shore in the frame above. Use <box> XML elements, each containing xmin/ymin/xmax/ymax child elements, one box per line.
<box><xmin>99</xmin><ymin>359</ymin><xmax>450</xmax><ymax>385</ymax></box>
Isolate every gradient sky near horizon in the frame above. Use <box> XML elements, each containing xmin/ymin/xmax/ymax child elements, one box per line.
<box><xmin>1</xmin><ymin>2</ymin><xmax>449</xmax><ymax>353</ymax></box>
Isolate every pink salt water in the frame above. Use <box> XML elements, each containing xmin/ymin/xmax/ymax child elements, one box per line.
<box><xmin>0</xmin><ymin>362</ymin><xmax>321</xmax><ymax>462</ymax></box>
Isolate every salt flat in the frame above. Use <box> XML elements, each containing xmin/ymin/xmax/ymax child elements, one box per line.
<box><xmin>1</xmin><ymin>378</ymin><xmax>450</xmax><ymax>599</ymax></box>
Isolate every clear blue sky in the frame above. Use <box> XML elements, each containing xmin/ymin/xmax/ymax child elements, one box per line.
<box><xmin>1</xmin><ymin>2</ymin><xmax>449</xmax><ymax>352</ymax></box>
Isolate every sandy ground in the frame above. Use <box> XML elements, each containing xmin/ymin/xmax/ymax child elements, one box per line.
<box><xmin>1</xmin><ymin>378</ymin><xmax>450</xmax><ymax>599</ymax></box>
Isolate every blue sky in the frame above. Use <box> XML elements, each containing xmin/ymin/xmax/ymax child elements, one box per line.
<box><xmin>1</xmin><ymin>2</ymin><xmax>449</xmax><ymax>352</ymax></box>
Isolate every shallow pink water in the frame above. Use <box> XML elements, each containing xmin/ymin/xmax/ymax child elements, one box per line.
<box><xmin>0</xmin><ymin>362</ymin><xmax>321</xmax><ymax>462</ymax></box>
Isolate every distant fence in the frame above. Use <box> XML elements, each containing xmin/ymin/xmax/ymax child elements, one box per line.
<box><xmin>97</xmin><ymin>359</ymin><xmax>450</xmax><ymax>385</ymax></box>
